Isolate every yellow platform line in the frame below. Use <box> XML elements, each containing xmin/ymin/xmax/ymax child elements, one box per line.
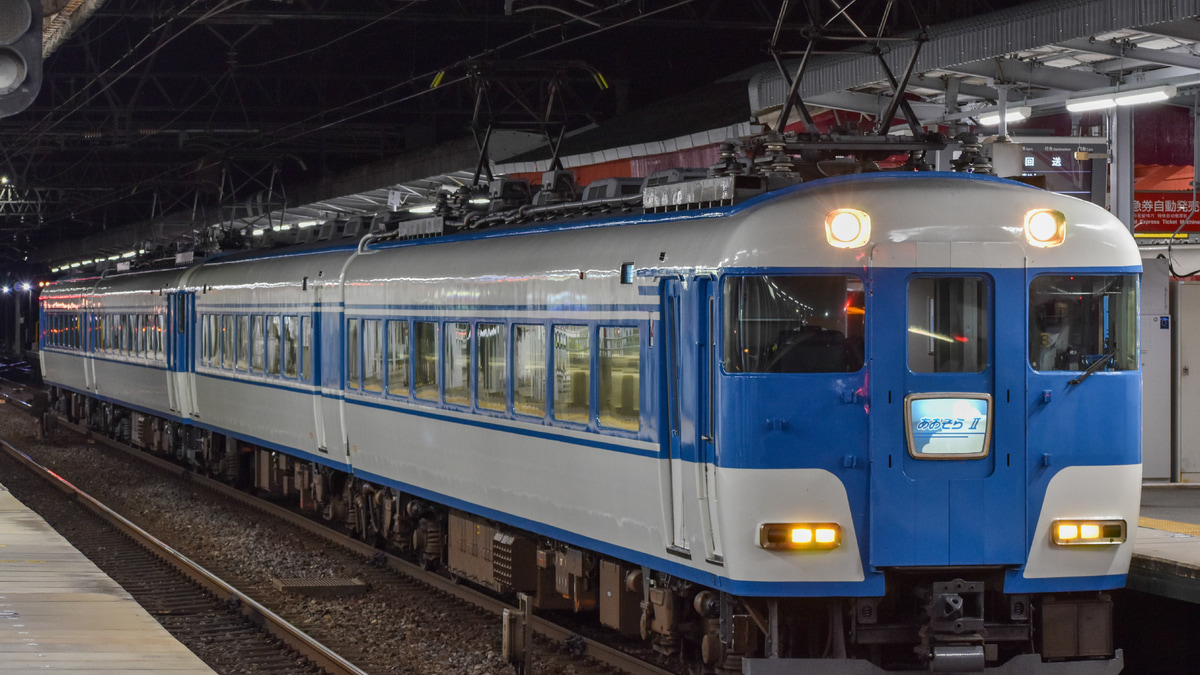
<box><xmin>1140</xmin><ymin>517</ymin><xmax>1200</xmax><ymax>536</ymax></box>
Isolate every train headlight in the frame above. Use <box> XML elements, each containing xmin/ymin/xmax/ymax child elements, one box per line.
<box><xmin>760</xmin><ymin>522</ymin><xmax>841</xmax><ymax>550</ymax></box>
<box><xmin>825</xmin><ymin>209</ymin><xmax>871</xmax><ymax>249</ymax></box>
<box><xmin>1051</xmin><ymin>519</ymin><xmax>1126</xmax><ymax>545</ymax></box>
<box><xmin>1025</xmin><ymin>209</ymin><xmax>1066</xmax><ymax>248</ymax></box>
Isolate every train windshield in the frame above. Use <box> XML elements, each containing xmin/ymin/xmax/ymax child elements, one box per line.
<box><xmin>723</xmin><ymin>275</ymin><xmax>864</xmax><ymax>373</ymax></box>
<box><xmin>1029</xmin><ymin>274</ymin><xmax>1138</xmax><ymax>372</ymax></box>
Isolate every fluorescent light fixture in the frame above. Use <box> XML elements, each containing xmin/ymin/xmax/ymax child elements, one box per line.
<box><xmin>70</xmin><ymin>262</ymin><xmax>80</xmax><ymax>268</ymax></box>
<box><xmin>251</xmin><ymin>228</ymin><xmax>265</xmax><ymax>236</ymax></box>
<box><xmin>296</xmin><ymin>220</ymin><xmax>318</xmax><ymax>229</ymax></box>
<box><xmin>978</xmin><ymin>106</ymin><xmax>1030</xmax><ymax>126</ymax></box>
<box><xmin>277</xmin><ymin>224</ymin><xmax>292</xmax><ymax>231</ymax></box>
<box><xmin>409</xmin><ymin>204</ymin><xmax>436</xmax><ymax>214</ymax></box>
<box><xmin>121</xmin><ymin>251</ymin><xmax>136</xmax><ymax>258</ymax></box>
<box><xmin>1066</xmin><ymin>94</ymin><xmax>1116</xmax><ymax>112</ymax></box>
<box><xmin>1068</xmin><ymin>84</ymin><xmax>1178</xmax><ymax>112</ymax></box>
<box><xmin>108</xmin><ymin>255</ymin><xmax>120</xmax><ymax>261</ymax></box>
<box><xmin>1115</xmin><ymin>84</ymin><xmax>1176</xmax><ymax>106</ymax></box>
<box><xmin>51</xmin><ymin>267</ymin><xmax>60</xmax><ymax>273</ymax></box>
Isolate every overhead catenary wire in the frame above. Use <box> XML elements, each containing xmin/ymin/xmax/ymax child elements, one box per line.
<box><xmin>20</xmin><ymin>0</ymin><xmax>702</xmax><ymax>240</ymax></box>
<box><xmin>3</xmin><ymin>0</ymin><xmax>252</xmax><ymax>166</ymax></box>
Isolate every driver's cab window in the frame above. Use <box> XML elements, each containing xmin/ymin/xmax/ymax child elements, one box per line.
<box><xmin>1029</xmin><ymin>275</ymin><xmax>1138</xmax><ymax>372</ymax></box>
<box><xmin>723</xmin><ymin>275</ymin><xmax>865</xmax><ymax>374</ymax></box>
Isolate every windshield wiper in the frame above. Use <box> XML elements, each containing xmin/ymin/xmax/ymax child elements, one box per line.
<box><xmin>1068</xmin><ymin>353</ymin><xmax>1113</xmax><ymax>386</ymax></box>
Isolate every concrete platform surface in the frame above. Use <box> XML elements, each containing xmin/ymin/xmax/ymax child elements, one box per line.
<box><xmin>0</xmin><ymin>484</ymin><xmax>214</xmax><ymax>674</ymax></box>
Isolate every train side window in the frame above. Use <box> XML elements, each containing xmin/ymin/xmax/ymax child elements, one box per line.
<box><xmin>301</xmin><ymin>316</ymin><xmax>312</xmax><ymax>381</ymax></box>
<box><xmin>513</xmin><ymin>324</ymin><xmax>546</xmax><ymax>417</ymax></box>
<box><xmin>153</xmin><ymin>315</ymin><xmax>163</xmax><ymax>360</ymax></box>
<box><xmin>477</xmin><ymin>323</ymin><xmax>506</xmax><ymax>412</ymax></box>
<box><xmin>363</xmin><ymin>319</ymin><xmax>383</xmax><ymax>392</ymax></box>
<box><xmin>598</xmin><ymin>326</ymin><xmax>640</xmax><ymax>431</ymax></box>
<box><xmin>152</xmin><ymin>315</ymin><xmax>159</xmax><ymax>358</ymax></box>
<box><xmin>235</xmin><ymin>315</ymin><xmax>249</xmax><ymax>370</ymax></box>
<box><xmin>346</xmin><ymin>318</ymin><xmax>360</xmax><ymax>389</ymax></box>
<box><xmin>198</xmin><ymin>315</ymin><xmax>206</xmax><ymax>365</ymax></box>
<box><xmin>414</xmin><ymin>321</ymin><xmax>438</xmax><ymax>401</ymax></box>
<box><xmin>444</xmin><ymin>322</ymin><xmax>470</xmax><ymax>406</ymax></box>
<box><xmin>222</xmin><ymin>315</ymin><xmax>234</xmax><ymax>369</ymax></box>
<box><xmin>553</xmin><ymin>325</ymin><xmax>590</xmax><ymax>424</ymax></box>
<box><xmin>723</xmin><ymin>275</ymin><xmax>865</xmax><ymax>373</ymax></box>
<box><xmin>283</xmin><ymin>316</ymin><xmax>298</xmax><ymax>378</ymax></box>
<box><xmin>267</xmin><ymin>315</ymin><xmax>281</xmax><ymax>375</ymax></box>
<box><xmin>386</xmin><ymin>320</ymin><xmax>409</xmax><ymax>396</ymax></box>
<box><xmin>250</xmin><ymin>315</ymin><xmax>264</xmax><ymax>373</ymax></box>
<box><xmin>1029</xmin><ymin>274</ymin><xmax>1138</xmax><ymax>372</ymax></box>
<box><xmin>206</xmin><ymin>315</ymin><xmax>216</xmax><ymax>366</ymax></box>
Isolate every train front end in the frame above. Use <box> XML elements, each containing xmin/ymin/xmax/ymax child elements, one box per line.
<box><xmin>718</xmin><ymin>173</ymin><xmax>1138</xmax><ymax>674</ymax></box>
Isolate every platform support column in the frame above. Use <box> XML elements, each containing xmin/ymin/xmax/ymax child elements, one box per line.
<box><xmin>1110</xmin><ymin>105</ymin><xmax>1134</xmax><ymax>232</ymax></box>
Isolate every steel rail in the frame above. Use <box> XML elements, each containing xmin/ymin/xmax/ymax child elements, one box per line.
<box><xmin>52</xmin><ymin>414</ymin><xmax>675</xmax><ymax>675</ymax></box>
<box><xmin>0</xmin><ymin>433</ymin><xmax>370</xmax><ymax>675</ymax></box>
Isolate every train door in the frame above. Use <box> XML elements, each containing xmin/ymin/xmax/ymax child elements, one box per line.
<box><xmin>166</xmin><ymin>291</ymin><xmax>195</xmax><ymax>417</ymax></box>
<box><xmin>662</xmin><ymin>277</ymin><xmax>722</xmax><ymax>559</ymax></box>
<box><xmin>84</xmin><ymin>308</ymin><xmax>97</xmax><ymax>393</ymax></box>
<box><xmin>312</xmin><ymin>284</ymin><xmax>345</xmax><ymax>460</ymax></box>
<box><xmin>696</xmin><ymin>276</ymin><xmax>723</xmax><ymax>561</ymax></box>
<box><xmin>867</xmin><ymin>243</ymin><xmax>1027</xmax><ymax>567</ymax></box>
<box><xmin>663</xmin><ymin>280</ymin><xmax>688</xmax><ymax>554</ymax></box>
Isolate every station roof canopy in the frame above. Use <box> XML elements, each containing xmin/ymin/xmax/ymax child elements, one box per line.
<box><xmin>14</xmin><ymin>0</ymin><xmax>1200</xmax><ymax>272</ymax></box>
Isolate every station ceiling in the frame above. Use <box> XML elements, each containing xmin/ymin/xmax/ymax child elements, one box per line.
<box><xmin>9</xmin><ymin>0</ymin><xmax>1200</xmax><ymax>272</ymax></box>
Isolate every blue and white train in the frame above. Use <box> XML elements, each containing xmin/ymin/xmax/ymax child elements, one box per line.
<box><xmin>40</xmin><ymin>169</ymin><xmax>1139</xmax><ymax>674</ymax></box>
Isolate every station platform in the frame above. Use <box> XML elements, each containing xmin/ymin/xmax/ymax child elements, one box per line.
<box><xmin>1130</xmin><ymin>485</ymin><xmax>1200</xmax><ymax>604</ymax></box>
<box><xmin>0</xmin><ymin>482</ymin><xmax>215</xmax><ymax>674</ymax></box>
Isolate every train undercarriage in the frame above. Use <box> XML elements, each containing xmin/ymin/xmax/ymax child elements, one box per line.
<box><xmin>50</xmin><ymin>388</ymin><xmax>1121</xmax><ymax>675</ymax></box>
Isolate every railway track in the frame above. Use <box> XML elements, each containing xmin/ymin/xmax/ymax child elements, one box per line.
<box><xmin>0</xmin><ymin>432</ymin><xmax>355</xmax><ymax>675</ymax></box>
<box><xmin>0</xmin><ymin>376</ymin><xmax>679</xmax><ymax>675</ymax></box>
